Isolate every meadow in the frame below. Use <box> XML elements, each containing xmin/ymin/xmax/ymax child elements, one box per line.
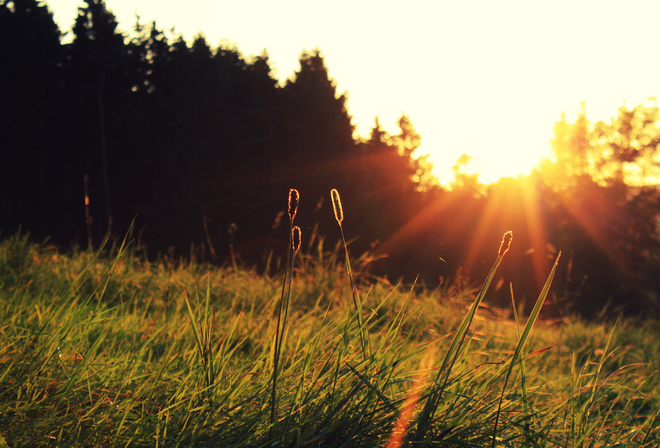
<box><xmin>0</xmin><ymin>207</ymin><xmax>658</xmax><ymax>447</ymax></box>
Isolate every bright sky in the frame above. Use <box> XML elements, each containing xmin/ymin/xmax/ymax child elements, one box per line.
<box><xmin>48</xmin><ymin>0</ymin><xmax>660</xmax><ymax>185</ymax></box>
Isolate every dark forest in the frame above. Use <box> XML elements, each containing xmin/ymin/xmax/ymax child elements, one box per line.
<box><xmin>2</xmin><ymin>0</ymin><xmax>660</xmax><ymax>318</ymax></box>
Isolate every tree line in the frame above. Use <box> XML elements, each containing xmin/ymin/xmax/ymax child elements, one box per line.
<box><xmin>2</xmin><ymin>0</ymin><xmax>659</xmax><ymax>318</ymax></box>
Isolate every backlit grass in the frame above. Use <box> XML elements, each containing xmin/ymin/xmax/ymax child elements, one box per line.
<box><xmin>0</xmin><ymin>227</ymin><xmax>657</xmax><ymax>447</ymax></box>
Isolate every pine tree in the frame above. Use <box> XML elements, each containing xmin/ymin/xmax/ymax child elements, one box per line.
<box><xmin>0</xmin><ymin>0</ymin><xmax>63</xmax><ymax>238</ymax></box>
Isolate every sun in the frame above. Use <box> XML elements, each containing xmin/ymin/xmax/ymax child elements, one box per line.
<box><xmin>386</xmin><ymin>101</ymin><xmax>562</xmax><ymax>188</ymax></box>
<box><xmin>423</xmin><ymin>138</ymin><xmax>554</xmax><ymax>188</ymax></box>
<box><xmin>418</xmin><ymin>99</ymin><xmax>636</xmax><ymax>188</ymax></box>
<box><xmin>439</xmin><ymin>151</ymin><xmax>550</xmax><ymax>187</ymax></box>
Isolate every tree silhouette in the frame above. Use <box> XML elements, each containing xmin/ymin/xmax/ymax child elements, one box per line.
<box><xmin>282</xmin><ymin>50</ymin><xmax>355</xmax><ymax>164</ymax></box>
<box><xmin>592</xmin><ymin>103</ymin><xmax>660</xmax><ymax>185</ymax></box>
<box><xmin>0</xmin><ymin>0</ymin><xmax>62</xmax><ymax>239</ymax></box>
<box><xmin>450</xmin><ymin>154</ymin><xmax>483</xmax><ymax>196</ymax></box>
<box><xmin>539</xmin><ymin>104</ymin><xmax>660</xmax><ymax>316</ymax></box>
<box><xmin>5</xmin><ymin>1</ymin><xmax>659</xmax><ymax>318</ymax></box>
<box><xmin>63</xmin><ymin>0</ymin><xmax>129</xmax><ymax>238</ymax></box>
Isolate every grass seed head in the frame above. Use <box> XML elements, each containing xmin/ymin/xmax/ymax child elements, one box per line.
<box><xmin>272</xmin><ymin>210</ymin><xmax>284</xmax><ymax>229</ymax></box>
<box><xmin>292</xmin><ymin>226</ymin><xmax>302</xmax><ymax>253</ymax></box>
<box><xmin>498</xmin><ymin>231</ymin><xmax>513</xmax><ymax>258</ymax></box>
<box><xmin>288</xmin><ymin>189</ymin><xmax>300</xmax><ymax>222</ymax></box>
<box><xmin>228</xmin><ymin>222</ymin><xmax>238</xmax><ymax>237</ymax></box>
<box><xmin>331</xmin><ymin>189</ymin><xmax>343</xmax><ymax>224</ymax></box>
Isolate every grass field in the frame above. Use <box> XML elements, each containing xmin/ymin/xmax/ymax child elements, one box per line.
<box><xmin>0</xmin><ymin>229</ymin><xmax>658</xmax><ymax>447</ymax></box>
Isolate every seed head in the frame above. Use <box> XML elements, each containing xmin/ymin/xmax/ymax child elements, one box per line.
<box><xmin>272</xmin><ymin>210</ymin><xmax>284</xmax><ymax>229</ymax></box>
<box><xmin>228</xmin><ymin>222</ymin><xmax>238</xmax><ymax>237</ymax></box>
<box><xmin>331</xmin><ymin>189</ymin><xmax>343</xmax><ymax>224</ymax></box>
<box><xmin>498</xmin><ymin>231</ymin><xmax>513</xmax><ymax>258</ymax></box>
<box><xmin>288</xmin><ymin>189</ymin><xmax>299</xmax><ymax>222</ymax></box>
<box><xmin>292</xmin><ymin>226</ymin><xmax>302</xmax><ymax>253</ymax></box>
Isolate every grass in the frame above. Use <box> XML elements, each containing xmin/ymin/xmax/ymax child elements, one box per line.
<box><xmin>0</xmin><ymin>214</ymin><xmax>658</xmax><ymax>447</ymax></box>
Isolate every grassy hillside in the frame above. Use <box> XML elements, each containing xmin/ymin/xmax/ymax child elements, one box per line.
<box><xmin>0</xmin><ymin>231</ymin><xmax>658</xmax><ymax>447</ymax></box>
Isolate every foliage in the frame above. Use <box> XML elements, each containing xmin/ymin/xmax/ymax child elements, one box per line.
<box><xmin>3</xmin><ymin>0</ymin><xmax>660</xmax><ymax>320</ymax></box>
<box><xmin>544</xmin><ymin>101</ymin><xmax>660</xmax><ymax>187</ymax></box>
<box><xmin>0</xmin><ymin>0</ymin><xmax>63</xmax><ymax>239</ymax></box>
<box><xmin>538</xmin><ymin>102</ymin><xmax>660</xmax><ymax>317</ymax></box>
<box><xmin>1</xmin><ymin>0</ymin><xmax>436</xmax><ymax>263</ymax></box>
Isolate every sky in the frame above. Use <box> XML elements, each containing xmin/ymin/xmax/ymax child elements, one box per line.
<box><xmin>47</xmin><ymin>0</ymin><xmax>660</xmax><ymax>185</ymax></box>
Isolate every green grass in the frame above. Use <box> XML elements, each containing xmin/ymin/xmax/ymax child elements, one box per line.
<box><xmin>0</xmin><ymin>229</ymin><xmax>658</xmax><ymax>447</ymax></box>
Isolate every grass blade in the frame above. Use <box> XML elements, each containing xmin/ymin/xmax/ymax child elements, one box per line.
<box><xmin>491</xmin><ymin>252</ymin><xmax>561</xmax><ymax>447</ymax></box>
<box><xmin>413</xmin><ymin>231</ymin><xmax>513</xmax><ymax>442</ymax></box>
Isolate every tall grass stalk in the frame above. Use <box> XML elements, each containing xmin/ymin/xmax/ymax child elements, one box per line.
<box><xmin>271</xmin><ymin>189</ymin><xmax>301</xmax><ymax>432</ymax></box>
<box><xmin>413</xmin><ymin>230</ymin><xmax>513</xmax><ymax>442</ymax></box>
<box><xmin>509</xmin><ymin>283</ymin><xmax>532</xmax><ymax>435</ymax></box>
<box><xmin>331</xmin><ymin>188</ymin><xmax>369</xmax><ymax>360</ymax></box>
<box><xmin>491</xmin><ymin>252</ymin><xmax>561</xmax><ymax>447</ymax></box>
<box><xmin>184</xmin><ymin>279</ymin><xmax>224</xmax><ymax>407</ymax></box>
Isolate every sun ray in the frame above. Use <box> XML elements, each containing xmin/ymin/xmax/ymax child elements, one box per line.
<box><xmin>462</xmin><ymin>189</ymin><xmax>508</xmax><ymax>274</ymax></box>
<box><xmin>458</xmin><ymin>177</ymin><xmax>551</xmax><ymax>293</ymax></box>
<box><xmin>371</xmin><ymin>191</ymin><xmax>480</xmax><ymax>266</ymax></box>
<box><xmin>514</xmin><ymin>177</ymin><xmax>550</xmax><ymax>290</ymax></box>
<box><xmin>552</xmin><ymin>183</ymin><xmax>627</xmax><ymax>277</ymax></box>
